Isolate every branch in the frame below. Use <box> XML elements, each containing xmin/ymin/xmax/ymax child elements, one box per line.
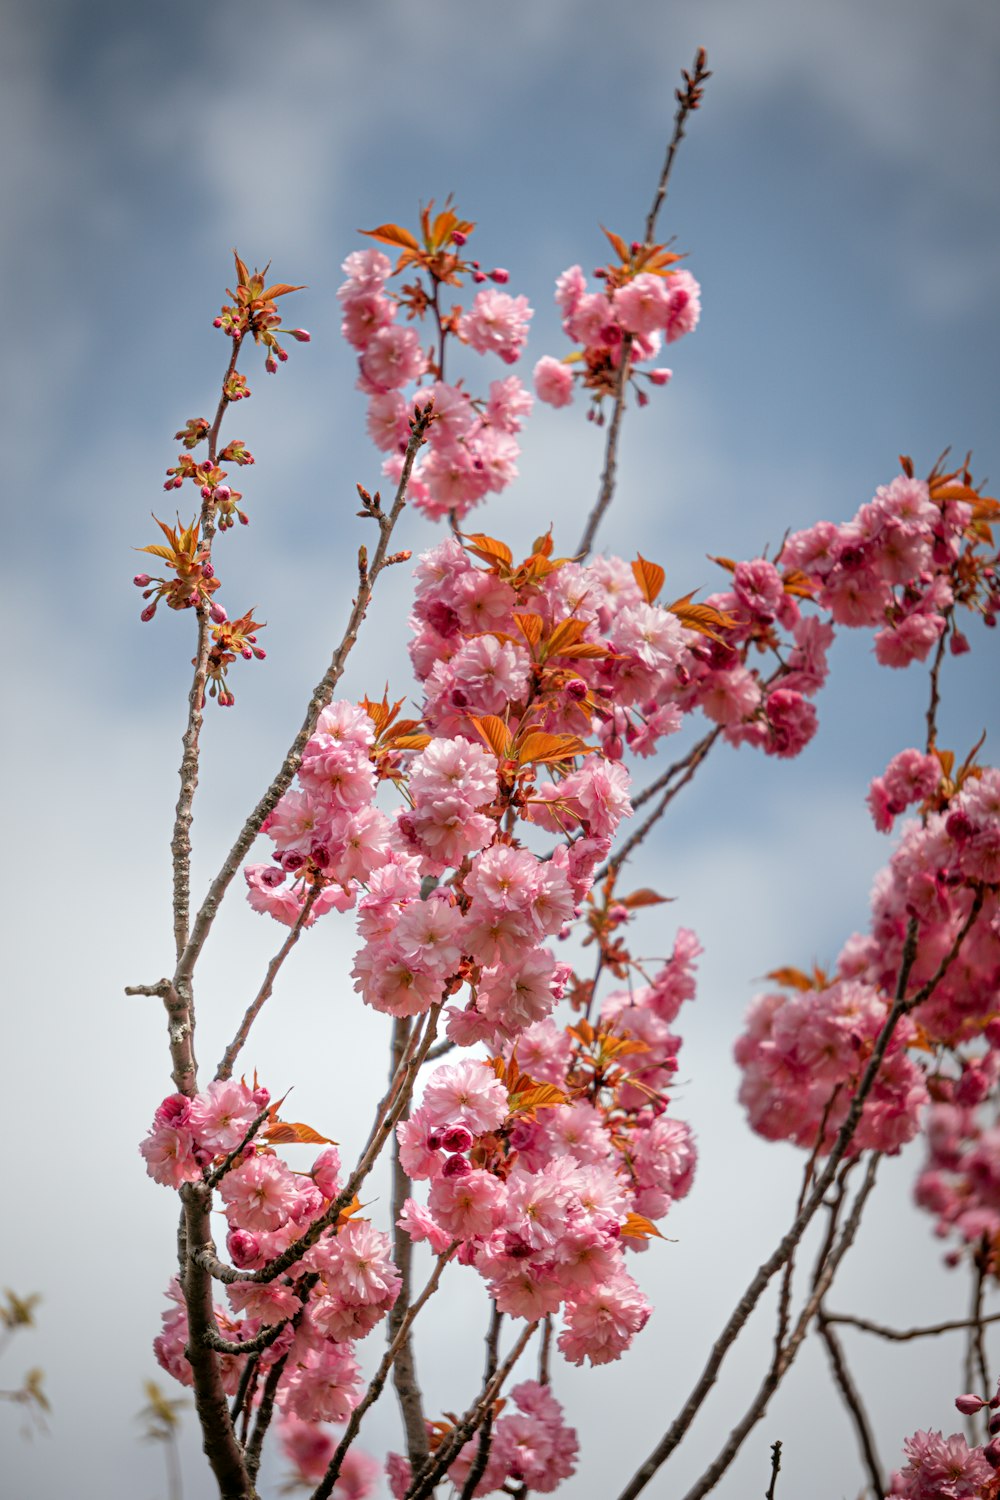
<box><xmin>597</xmin><ymin>726</ymin><xmax>721</xmax><ymax>879</ymax></box>
<box><xmin>214</xmin><ymin>885</ymin><xmax>320</xmax><ymax>1081</ymax></box>
<box><xmin>614</xmin><ymin>900</ymin><xmax>986</xmax><ymax>1500</ymax></box>
<box><xmin>193</xmin><ymin>1004</ymin><xmax>442</xmax><ymax>1285</ymax></box>
<box><xmin>405</xmin><ymin>1320</ymin><xmax>540</xmax><ymax>1500</ymax></box>
<box><xmin>388</xmin><ymin>1017</ymin><xmax>430</xmax><ymax>1470</ymax></box>
<box><xmin>171</xmin><ymin>332</ymin><xmax>245</xmax><ymax>965</ymax></box>
<box><xmin>310</xmin><ymin>1246</ymin><xmax>457</xmax><ymax>1500</ymax></box>
<box><xmin>675</xmin><ymin>1153</ymin><xmax>881</xmax><ymax>1500</ymax></box>
<box><xmin>576</xmin><ymin>48</ymin><xmax>710</xmax><ymax>559</ymax></box>
<box><xmin>460</xmin><ymin>1306</ymin><xmax>504</xmax><ymax>1500</ymax></box>
<box><xmin>764</xmin><ymin>1441</ymin><xmax>782</xmax><ymax>1500</ymax></box>
<box><xmin>823</xmin><ymin>1309</ymin><xmax>1000</xmax><ymax>1342</ymax></box>
<box><xmin>816</xmin><ymin>1309</ymin><xmax>884</xmax><ymax>1498</ymax></box>
<box><xmin>173</xmin><ymin>407</ymin><xmax>432</xmax><ymax>999</ymax></box>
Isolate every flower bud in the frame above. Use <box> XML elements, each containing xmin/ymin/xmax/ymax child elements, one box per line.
<box><xmin>956</xmin><ymin>1394</ymin><xmax>987</xmax><ymax>1415</ymax></box>
<box><xmin>209</xmin><ymin>602</ymin><xmax>228</xmax><ymax>624</ymax></box>
<box><xmin>451</xmin><ymin>230</ymin><xmax>468</xmax><ymax>246</ymax></box>
<box><xmin>489</xmin><ymin>268</ymin><xmax>509</xmax><ymax>284</ymax></box>
<box><xmin>440</xmin><ymin>1125</ymin><xmax>473</xmax><ymax>1153</ymax></box>
<box><xmin>985</xmin><ymin>1436</ymin><xmax>1000</xmax><ymax>1469</ymax></box>
<box><xmin>227</xmin><ymin>1229</ymin><xmax>261</xmax><ymax>1268</ymax></box>
<box><xmin>134</xmin><ymin>573</ymin><xmax>151</xmax><ymax>587</ymax></box>
<box><xmin>140</xmin><ymin>603</ymin><xmax>157</xmax><ymax>622</ymax></box>
<box><xmin>442</xmin><ymin>1153</ymin><xmax>472</xmax><ymax>1178</ymax></box>
<box><xmin>288</xmin><ymin>328</ymin><xmax>311</xmax><ymax>342</ymax></box>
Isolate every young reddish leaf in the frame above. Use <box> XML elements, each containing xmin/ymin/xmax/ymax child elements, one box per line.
<box><xmin>507</xmin><ymin>1081</ymin><xmax>567</xmax><ymax>1117</ymax></box>
<box><xmin>708</xmin><ymin>554</ymin><xmax>737</xmax><ymax>574</ymax></box>
<box><xmin>620</xmin><ymin>887</ymin><xmax>668</xmax><ymax>909</ymax></box>
<box><xmin>601</xmin><ymin>225</ymin><xmax>630</xmax><ymax>262</ymax></box>
<box><xmin>620</xmin><ymin>1212</ymin><xmax>666</xmax><ymax>1242</ymax></box>
<box><xmin>263</xmin><ymin>1119</ymin><xmax>336</xmax><ymax>1146</ymax></box>
<box><xmin>461</xmin><ymin>532</ymin><xmax>514</xmax><ymax>568</ymax></box>
<box><xmin>360</xmin><ymin>222</ymin><xmax>422</xmax><ymax>253</ymax></box>
<box><xmin>470</xmin><ymin>715</ymin><xmax>513</xmax><ymax>760</ymax></box>
<box><xmin>513</xmin><ymin>613</ymin><xmax>544</xmax><ymax>648</ymax></box>
<box><xmin>531</xmin><ymin>529</ymin><xmax>555</xmax><ymax>559</ymax></box>
<box><xmin>631</xmin><ymin>554</ymin><xmax>665</xmax><ymax>604</ymax></box>
<box><xmin>545</xmin><ymin>618</ymin><xmax>588</xmax><ymax>656</ymax></box>
<box><xmin>668</xmin><ymin>594</ymin><xmax>740</xmax><ymax>643</ymax></box>
<box><xmin>556</xmin><ymin>643</ymin><xmax>612</xmax><ymax>661</ymax></box>
<box><xmin>392</xmin><ymin>732</ymin><xmax>433</xmax><ymax>751</ymax></box>
<box><xmin>233</xmin><ymin>250</ymin><xmax>250</xmax><ymax>288</ymax></box>
<box><xmin>781</xmin><ymin>568</ymin><xmax>817</xmax><ymax>599</ymax></box>
<box><xmin>765</xmin><ymin>966</ymin><xmax>817</xmax><ymax>992</ymax></box>
<box><xmin>517</xmin><ymin>731</ymin><xmax>590</xmax><ymax>766</ymax></box>
<box><xmin>260</xmin><ymin>282</ymin><xmax>306</xmax><ymax>300</ymax></box>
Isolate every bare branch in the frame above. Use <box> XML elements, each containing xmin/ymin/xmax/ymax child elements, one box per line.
<box><xmin>388</xmin><ymin>1017</ymin><xmax>431</xmax><ymax>1469</ymax></box>
<box><xmin>824</xmin><ymin>1308</ymin><xmax>1000</xmax><ymax>1342</ymax></box>
<box><xmin>215</xmin><ymin>885</ymin><xmax>320</xmax><ymax>1081</ymax></box>
<box><xmin>816</xmin><ymin>1309</ymin><xmax>884</xmax><ymax>1498</ymax></box>
<box><xmin>765</xmin><ymin>1441</ymin><xmax>782</xmax><ymax>1500</ymax></box>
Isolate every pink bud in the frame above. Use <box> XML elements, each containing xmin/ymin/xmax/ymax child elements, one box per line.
<box><xmin>209</xmin><ymin>602</ymin><xmax>228</xmax><ymax>624</ymax></box>
<box><xmin>950</xmin><ymin>630</ymin><xmax>971</xmax><ymax>656</ymax></box>
<box><xmin>202</xmin><ymin>562</ymin><xmax>214</xmax><ymax>579</ymax></box>
<box><xmin>253</xmin><ymin>647</ymin><xmax>266</xmax><ymax>660</ymax></box>
<box><xmin>213</xmin><ymin>317</ymin><xmax>223</xmax><ymax>328</ymax></box>
<box><xmin>440</xmin><ymin>1125</ymin><xmax>473</xmax><ymax>1153</ymax></box>
<box><xmin>985</xmin><ymin>1437</ymin><xmax>1000</xmax><ymax>1469</ymax></box>
<box><xmin>227</xmin><ymin>1229</ymin><xmax>261</xmax><ymax>1268</ymax></box>
<box><xmin>649</xmin><ymin>368</ymin><xmax>672</xmax><ymax>386</ymax></box>
<box><xmin>133</xmin><ymin>573</ymin><xmax>151</xmax><ymax>587</ymax></box>
<box><xmin>473</xmin><ymin>270</ymin><xmax>487</xmax><ymax>283</ymax></box>
<box><xmin>288</xmin><ymin>328</ymin><xmax>311</xmax><ymax>342</ymax></box>
<box><xmin>239</xmin><ymin>511</ymin><xmax>249</xmax><ymax>524</ymax></box>
<box><xmin>201</xmin><ymin>485</ymin><xmax>213</xmax><ymax>500</ymax></box>
<box><xmin>489</xmin><ymin>268</ymin><xmax>509</xmax><ymax>284</ymax></box>
<box><xmin>956</xmin><ymin>1394</ymin><xmax>987</xmax><ymax>1415</ymax></box>
<box><xmin>140</xmin><ymin>603</ymin><xmax>157</xmax><ymax>622</ymax></box>
<box><xmin>265</xmin><ymin>355</ymin><xmax>277</xmax><ymax>374</ymax></box>
<box><xmin>451</xmin><ymin>230</ymin><xmax>468</xmax><ymax>246</ymax></box>
<box><xmin>442</xmin><ymin>1153</ymin><xmax>472</xmax><ymax>1178</ymax></box>
<box><xmin>214</xmin><ymin>485</ymin><xmax>231</xmax><ymax>502</ymax></box>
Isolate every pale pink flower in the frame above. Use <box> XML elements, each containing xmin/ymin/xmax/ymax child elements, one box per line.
<box><xmin>533</xmin><ymin>356</ymin><xmax>575</xmax><ymax>407</ymax></box>
<box><xmin>558</xmin><ymin>1270</ymin><xmax>651</xmax><ymax>1365</ymax></box>
<box><xmin>422</xmin><ymin>1059</ymin><xmax>509</xmax><ymax>1132</ymax></box>
<box><xmin>359</xmin><ymin>325</ymin><xmax>425</xmax><ymax>391</ymax></box>
<box><xmin>140</xmin><ymin>1124</ymin><xmax>202</xmax><ymax>1188</ymax></box>
<box><xmin>188</xmin><ymin>1079</ymin><xmax>260</xmax><ymax>1153</ymax></box>
<box><xmin>486</xmin><ymin>375</ymin><xmax>534</xmax><ymax>431</ymax></box>
<box><xmin>429</xmin><ymin>1168</ymin><xmax>506</xmax><ymax>1240</ymax></box>
<box><xmin>459</xmin><ymin>289</ymin><xmax>533</xmax><ymax>363</ymax></box>
<box><xmin>283</xmin><ymin>1344</ymin><xmax>361</xmax><ymax>1424</ymax></box>
<box><xmin>220</xmin><ymin>1154</ymin><xmax>301</xmax><ymax>1232</ymax></box>
<box><xmin>663</xmin><ymin>269</ymin><xmax>701</xmax><ymax>342</ymax></box>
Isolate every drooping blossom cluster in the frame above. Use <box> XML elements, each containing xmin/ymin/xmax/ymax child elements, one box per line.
<box><xmin>338</xmin><ymin>203</ymin><xmax>534</xmax><ymax>521</ymax></box>
<box><xmin>533</xmin><ymin>230</ymin><xmax>700</xmax><ymax>418</ymax></box>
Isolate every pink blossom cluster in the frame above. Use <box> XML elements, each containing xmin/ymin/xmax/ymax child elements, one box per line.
<box><xmin>889</xmin><ymin>1383</ymin><xmax>1000</xmax><ymax>1499</ymax></box>
<box><xmin>144</xmin><ymin>1083</ymin><xmax>401</xmax><ymax>1440</ymax></box>
<box><xmin>533</xmin><ymin>262</ymin><xmax>700</xmax><ymax>414</ymax></box>
<box><xmin>387</xmin><ymin>1380</ymin><xmax>578</xmax><ymax>1497</ymax></box>
<box><xmin>734</xmin><ymin>976</ymin><xmax>928</xmax><ymax>1155</ymax></box>
<box><xmin>244</xmin><ymin>700</ymin><xmax>391</xmax><ymax>928</ymax></box>
<box><xmin>339</xmin><ymin>246</ymin><xmax>534</xmax><ymax>521</ymax></box>
<box><xmin>780</xmin><ymin>473</ymin><xmax>971</xmax><ymax>669</ymax></box>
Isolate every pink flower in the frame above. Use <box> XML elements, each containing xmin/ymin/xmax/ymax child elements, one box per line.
<box><xmin>663</xmin><ymin>269</ymin><xmax>701</xmax><ymax>342</ymax></box>
<box><xmin>613</xmin><ymin>273</ymin><xmax>672</xmax><ymax>337</ymax></box>
<box><xmin>459</xmin><ymin>289</ymin><xmax>533</xmax><ymax>363</ymax></box>
<box><xmin>359</xmin><ymin>325</ymin><xmax>425</xmax><ymax>392</ymax></box>
<box><xmin>429</xmin><ymin>1168</ymin><xmax>506</xmax><ymax>1240</ymax></box>
<box><xmin>533</xmin><ymin>355</ymin><xmax>575</xmax><ymax>407</ymax></box>
<box><xmin>421</xmin><ymin>1059</ymin><xmax>509</xmax><ymax>1133</ymax></box>
<box><xmin>219</xmin><ymin>1154</ymin><xmax>302</xmax><ymax>1232</ymax></box>
<box><xmin>558</xmin><ymin>1270</ymin><xmax>652</xmax><ymax>1365</ymax></box>
<box><xmin>188</xmin><ymin>1079</ymin><xmax>260</xmax><ymax>1153</ymax></box>
<box><xmin>140</xmin><ymin>1123</ymin><xmax>202</xmax><ymax>1188</ymax></box>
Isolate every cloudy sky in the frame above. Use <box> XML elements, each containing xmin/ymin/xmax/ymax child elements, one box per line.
<box><xmin>3</xmin><ymin>1</ymin><xmax>999</xmax><ymax>1497</ymax></box>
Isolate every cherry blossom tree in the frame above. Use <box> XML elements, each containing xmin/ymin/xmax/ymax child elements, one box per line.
<box><xmin>128</xmin><ymin>50</ymin><xmax>1000</xmax><ymax>1500</ymax></box>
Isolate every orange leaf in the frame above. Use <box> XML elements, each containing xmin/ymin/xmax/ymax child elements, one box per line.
<box><xmin>508</xmin><ymin>1081</ymin><xmax>567</xmax><ymax>1116</ymax></box>
<box><xmin>668</xmin><ymin>595</ymin><xmax>739</xmax><ymax>643</ymax></box>
<box><xmin>517</xmin><ymin>731</ymin><xmax>590</xmax><ymax>766</ymax></box>
<box><xmin>546</xmin><ymin>619</ymin><xmax>588</xmax><ymax>656</ymax></box>
<box><xmin>620</xmin><ymin>887</ymin><xmax>668</xmax><ymax>910</ymax></box>
<box><xmin>260</xmin><ymin>282</ymin><xmax>306</xmax><ymax>300</ymax></box>
<box><xmin>360</xmin><ymin>222</ymin><xmax>421</xmax><ymax>253</ymax></box>
<box><xmin>601</xmin><ymin>225</ymin><xmax>630</xmax><ymax>262</ymax></box>
<box><xmin>263</xmin><ymin>1120</ymin><xmax>336</xmax><ymax>1146</ymax></box>
<box><xmin>708</xmin><ymin>554</ymin><xmax>737</xmax><ymax>574</ymax></box>
<box><xmin>765</xmin><ymin>966</ymin><xmax>817</xmax><ymax>992</ymax></box>
<box><xmin>233</xmin><ymin>250</ymin><xmax>250</xmax><ymax>287</ymax></box>
<box><xmin>620</xmin><ymin>1212</ymin><xmax>665</xmax><ymax>1242</ymax></box>
<box><xmin>461</xmin><ymin>532</ymin><xmax>514</xmax><ymax>568</ymax></box>
<box><xmin>392</xmin><ymin>732</ymin><xmax>433</xmax><ymax>751</ymax></box>
<box><xmin>470</xmin><ymin>715</ymin><xmax>513</xmax><ymax>760</ymax></box>
<box><xmin>631</xmin><ymin>554</ymin><xmax>665</xmax><ymax>605</ymax></box>
<box><xmin>513</xmin><ymin>613</ymin><xmax>544</xmax><ymax>648</ymax></box>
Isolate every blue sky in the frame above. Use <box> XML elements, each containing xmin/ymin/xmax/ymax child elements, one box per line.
<box><xmin>3</xmin><ymin>2</ymin><xmax>999</xmax><ymax>1497</ymax></box>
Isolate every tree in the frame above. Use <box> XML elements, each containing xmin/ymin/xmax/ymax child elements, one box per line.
<box><xmin>124</xmin><ymin>46</ymin><xmax>1000</xmax><ymax>1500</ymax></box>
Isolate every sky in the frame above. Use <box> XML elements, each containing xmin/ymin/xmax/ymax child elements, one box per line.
<box><xmin>2</xmin><ymin>0</ymin><xmax>999</xmax><ymax>1496</ymax></box>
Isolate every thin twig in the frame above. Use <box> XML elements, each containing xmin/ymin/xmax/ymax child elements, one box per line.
<box><xmin>676</xmin><ymin>1153</ymin><xmax>881</xmax><ymax>1500</ymax></box>
<box><xmin>764</xmin><ymin>1440</ymin><xmax>782</xmax><ymax>1500</ymax></box>
<box><xmin>173</xmin><ymin>407</ymin><xmax>432</xmax><ymax>1000</ymax></box>
<box><xmin>460</xmin><ymin>1306</ymin><xmax>504</xmax><ymax>1500</ymax></box>
<box><xmin>597</xmin><ymin>726</ymin><xmax>721</xmax><ymax>879</ymax></box>
<box><xmin>824</xmin><ymin>1309</ymin><xmax>1000</xmax><ymax>1342</ymax></box>
<box><xmin>576</xmin><ymin>48</ymin><xmax>711</xmax><ymax>559</ymax></box>
<box><xmin>615</xmin><ymin>899</ymin><xmax>984</xmax><ymax>1500</ymax></box>
<box><xmin>388</xmin><ymin>1017</ymin><xmax>430</xmax><ymax>1470</ymax></box>
<box><xmin>405</xmin><ymin>1321</ymin><xmax>540</xmax><ymax>1500</ymax></box>
<box><xmin>816</xmin><ymin>1308</ymin><xmax>884</xmax><ymax>1498</ymax></box>
<box><xmin>310</xmin><ymin>1246</ymin><xmax>457</xmax><ymax>1500</ymax></box>
<box><xmin>193</xmin><ymin>1004</ymin><xmax>442</xmax><ymax>1286</ymax></box>
<box><xmin>215</xmin><ymin>886</ymin><xmax>320</xmax><ymax>1081</ymax></box>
